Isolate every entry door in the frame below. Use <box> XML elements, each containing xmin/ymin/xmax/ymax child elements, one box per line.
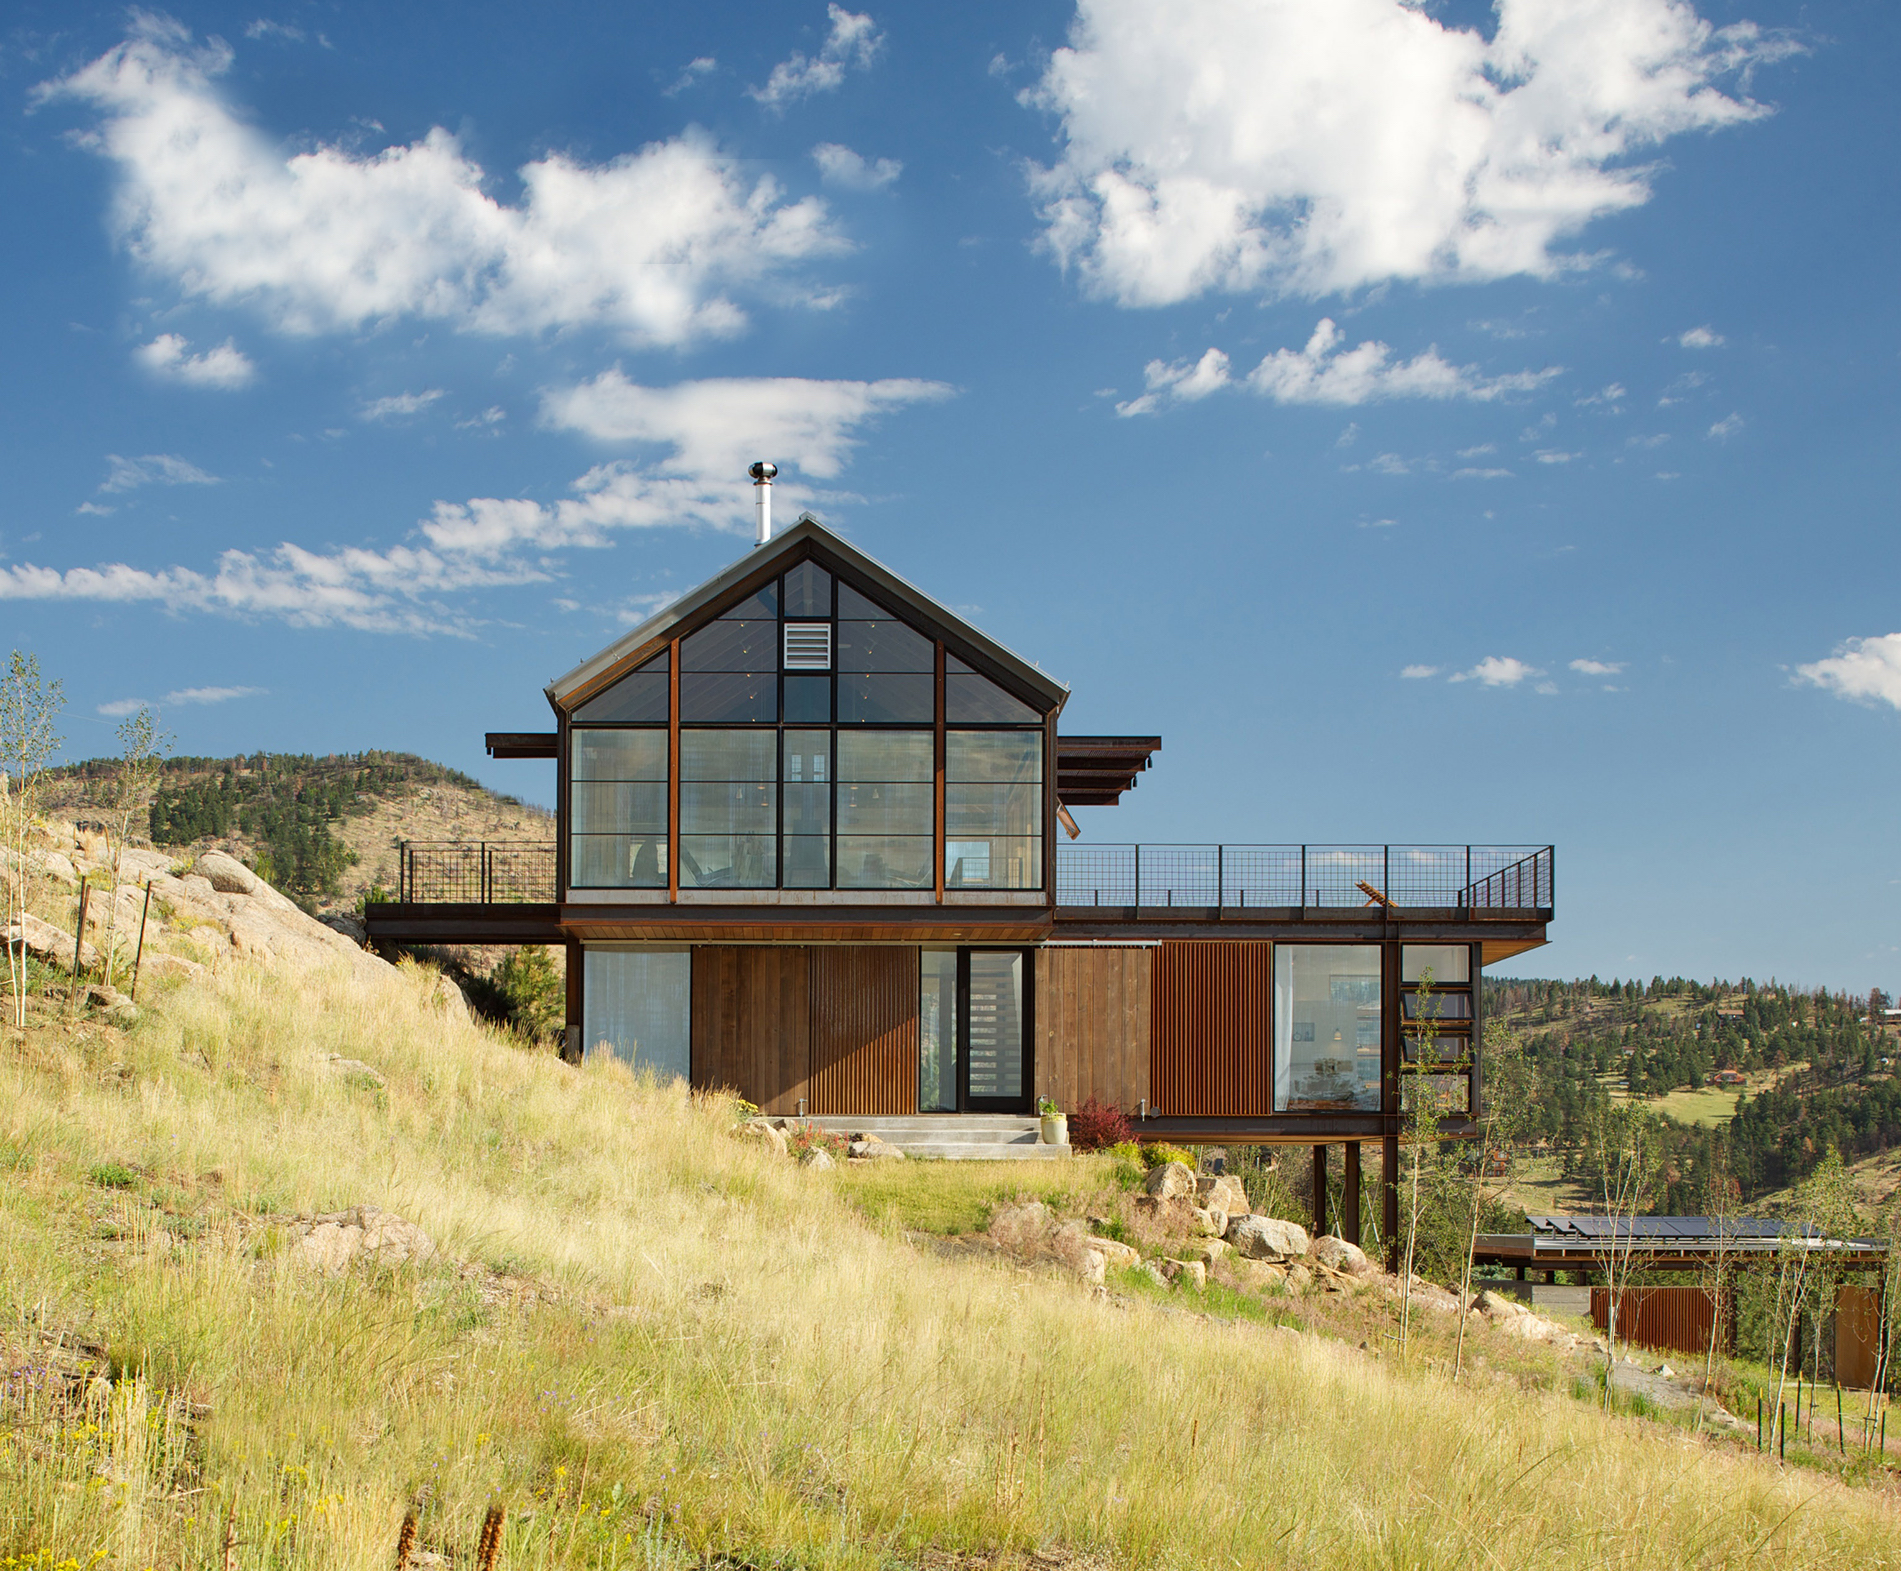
<box><xmin>962</xmin><ymin>950</ymin><xmax>1032</xmax><ymax>1112</ymax></box>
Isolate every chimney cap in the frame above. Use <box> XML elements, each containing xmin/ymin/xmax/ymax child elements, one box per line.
<box><xmin>748</xmin><ymin>460</ymin><xmax>778</xmax><ymax>482</ymax></box>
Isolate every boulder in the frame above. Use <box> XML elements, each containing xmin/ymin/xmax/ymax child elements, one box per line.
<box><xmin>1310</xmin><ymin>1235</ymin><xmax>1373</xmax><ymax>1276</ymax></box>
<box><xmin>3</xmin><ymin>911</ymin><xmax>101</xmax><ymax>974</ymax></box>
<box><xmin>1144</xmin><ymin>1161</ymin><xmax>1197</xmax><ymax>1200</ymax></box>
<box><xmin>848</xmin><ymin>1137</ymin><xmax>905</xmax><ymax>1160</ymax></box>
<box><xmin>1230</xmin><ymin>1260</ymin><xmax>1285</xmax><ymax>1293</ymax></box>
<box><xmin>1286</xmin><ymin>1263</ymin><xmax>1313</xmax><ymax>1292</ymax></box>
<box><xmin>1136</xmin><ymin>1261</ymin><xmax>1169</xmax><ymax>1288</ymax></box>
<box><xmin>319</xmin><ymin>1053</ymin><xmax>387</xmax><ymax>1089</ymax></box>
<box><xmin>1196</xmin><ymin>1239</ymin><xmax>1231</xmax><ymax>1267</ymax></box>
<box><xmin>798</xmin><ymin>1147</ymin><xmax>835</xmax><ymax>1171</ymax></box>
<box><xmin>197</xmin><ymin>850</ymin><xmax>263</xmax><ymax>897</ymax></box>
<box><xmin>1160</xmin><ymin>1259</ymin><xmax>1207</xmax><ymax>1291</ymax></box>
<box><xmin>430</xmin><ymin>972</ymin><xmax>470</xmax><ymax>1023</ymax></box>
<box><xmin>140</xmin><ymin>953</ymin><xmax>209</xmax><ymax>986</ymax></box>
<box><xmin>1475</xmin><ymin>1288</ymin><xmax>1527</xmax><ymax>1318</ymax></box>
<box><xmin>1077</xmin><ymin>1249</ymin><xmax>1108</xmax><ymax>1287</ymax></box>
<box><xmin>1197</xmin><ymin>1174</ymin><xmax>1251</xmax><ymax>1216</ymax></box>
<box><xmin>320</xmin><ymin>913</ymin><xmax>368</xmax><ymax>946</ymax></box>
<box><xmin>733</xmin><ymin>1119</ymin><xmax>790</xmax><ymax>1157</ymax></box>
<box><xmin>1226</xmin><ymin>1214</ymin><xmax>1310</xmax><ymax>1262</ymax></box>
<box><xmin>1195</xmin><ymin>1205</ymin><xmax>1228</xmax><ymax>1238</ymax></box>
<box><xmin>29</xmin><ymin>851</ymin><xmax>78</xmax><ymax>886</ymax></box>
<box><xmin>292</xmin><ymin>1206</ymin><xmax>437</xmax><ymax>1275</ymax></box>
<box><xmin>1090</xmin><ymin>1236</ymin><xmax>1141</xmax><ymax>1269</ymax></box>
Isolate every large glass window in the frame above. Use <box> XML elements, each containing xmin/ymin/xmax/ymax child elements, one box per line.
<box><xmin>945</xmin><ymin>654</ymin><xmax>1040</xmax><ymax>725</ymax></box>
<box><xmin>570</xmin><ymin>728</ymin><xmax>668</xmax><ymax>887</ymax></box>
<box><xmin>568</xmin><ymin>560</ymin><xmax>1052</xmax><ymax>891</ymax></box>
<box><xmin>681</xmin><ymin>597</ymin><xmax>778</xmax><ymax>724</ymax></box>
<box><xmin>946</xmin><ymin>730</ymin><xmax>1042</xmax><ymax>890</ymax></box>
<box><xmin>782</xmin><ymin>729</ymin><xmax>832</xmax><ymax>888</ymax></box>
<box><xmin>919</xmin><ymin>949</ymin><xmax>958</xmax><ymax>1112</ymax></box>
<box><xmin>575</xmin><ymin>649</ymin><xmax>668</xmax><ymax>723</ymax></box>
<box><xmin>1273</xmin><ymin>944</ymin><xmax>1382</xmax><ymax>1112</ymax></box>
<box><xmin>680</xmin><ymin>730</ymin><xmax>776</xmax><ymax>887</ymax></box>
<box><xmin>837</xmin><ymin>731</ymin><xmax>933</xmax><ymax>887</ymax></box>
<box><xmin>584</xmin><ymin>948</ymin><xmax>691</xmax><ymax>1079</ymax></box>
<box><xmin>837</xmin><ymin>583</ymin><xmax>933</xmax><ymax>723</ymax></box>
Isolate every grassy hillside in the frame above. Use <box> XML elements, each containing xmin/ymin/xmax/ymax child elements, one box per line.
<box><xmin>6</xmin><ymin>946</ymin><xmax>1900</xmax><ymax>1562</ymax></box>
<box><xmin>43</xmin><ymin>752</ymin><xmax>551</xmax><ymax>915</ymax></box>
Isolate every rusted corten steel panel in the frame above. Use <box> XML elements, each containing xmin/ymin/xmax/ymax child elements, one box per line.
<box><xmin>1036</xmin><ymin>947</ymin><xmax>1151</xmax><ymax>1114</ymax></box>
<box><xmin>1591</xmin><ymin>1287</ymin><xmax>1724</xmax><ymax>1359</ymax></box>
<box><xmin>1150</xmin><ymin>941</ymin><xmax>1270</xmax><ymax>1117</ymax></box>
<box><xmin>691</xmin><ymin>946</ymin><xmax>811</xmax><ymax>1115</ymax></box>
<box><xmin>809</xmin><ymin>947</ymin><xmax>920</xmax><ymax>1116</ymax></box>
<box><xmin>1837</xmin><ymin>1286</ymin><xmax>1883</xmax><ymax>1389</ymax></box>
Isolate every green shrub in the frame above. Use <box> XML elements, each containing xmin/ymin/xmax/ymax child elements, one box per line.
<box><xmin>88</xmin><ymin>1162</ymin><xmax>140</xmax><ymax>1190</ymax></box>
<box><xmin>1140</xmin><ymin>1142</ymin><xmax>1200</xmax><ymax>1171</ymax></box>
<box><xmin>490</xmin><ymin>945</ymin><xmax>565</xmax><ymax>1045</ymax></box>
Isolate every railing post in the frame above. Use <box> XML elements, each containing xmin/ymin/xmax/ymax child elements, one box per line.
<box><xmin>1464</xmin><ymin>845</ymin><xmax>1471</xmax><ymax>910</ymax></box>
<box><xmin>1217</xmin><ymin>843</ymin><xmax>1224</xmax><ymax>909</ymax></box>
<box><xmin>1383</xmin><ymin>844</ymin><xmax>1390</xmax><ymax>909</ymax></box>
<box><xmin>1300</xmin><ymin>844</ymin><xmax>1307</xmax><ymax>911</ymax></box>
<box><xmin>1134</xmin><ymin>843</ymin><xmax>1141</xmax><ymax>911</ymax></box>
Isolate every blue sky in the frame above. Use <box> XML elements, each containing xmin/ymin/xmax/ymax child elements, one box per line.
<box><xmin>1</xmin><ymin>0</ymin><xmax>1896</xmax><ymax>989</ymax></box>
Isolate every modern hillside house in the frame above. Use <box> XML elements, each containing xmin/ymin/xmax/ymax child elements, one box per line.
<box><xmin>366</xmin><ymin>492</ymin><xmax>1553</xmax><ymax>1246</ymax></box>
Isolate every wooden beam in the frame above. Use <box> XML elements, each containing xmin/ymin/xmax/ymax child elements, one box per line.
<box><xmin>486</xmin><ymin>731</ymin><xmax>557</xmax><ymax>759</ymax></box>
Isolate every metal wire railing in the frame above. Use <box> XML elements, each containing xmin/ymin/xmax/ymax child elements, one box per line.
<box><xmin>1054</xmin><ymin>844</ymin><xmax>1553</xmax><ymax>911</ymax></box>
<box><xmin>398</xmin><ymin>842</ymin><xmax>556</xmax><ymax>904</ymax></box>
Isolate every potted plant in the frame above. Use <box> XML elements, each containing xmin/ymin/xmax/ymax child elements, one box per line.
<box><xmin>1037</xmin><ymin>1097</ymin><xmax>1068</xmax><ymax>1146</ymax></box>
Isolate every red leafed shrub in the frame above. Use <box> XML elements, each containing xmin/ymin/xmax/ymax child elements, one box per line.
<box><xmin>1069</xmin><ymin>1096</ymin><xmax>1134</xmax><ymax>1152</ymax></box>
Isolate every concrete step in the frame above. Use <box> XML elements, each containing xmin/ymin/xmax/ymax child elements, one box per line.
<box><xmin>809</xmin><ymin>1114</ymin><xmax>1068</xmax><ymax>1161</ymax></box>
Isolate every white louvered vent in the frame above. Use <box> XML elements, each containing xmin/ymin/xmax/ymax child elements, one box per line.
<box><xmin>784</xmin><ymin>622</ymin><xmax>832</xmax><ymax>671</ymax></box>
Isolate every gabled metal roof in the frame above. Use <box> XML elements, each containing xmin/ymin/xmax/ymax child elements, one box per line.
<box><xmin>546</xmin><ymin>514</ymin><xmax>1070</xmax><ymax>716</ymax></box>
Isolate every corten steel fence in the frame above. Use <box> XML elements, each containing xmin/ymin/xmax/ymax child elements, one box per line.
<box><xmin>1054</xmin><ymin>844</ymin><xmax>1554</xmax><ymax>911</ymax></box>
<box><xmin>398</xmin><ymin>842</ymin><xmax>556</xmax><ymax>904</ymax></box>
<box><xmin>1591</xmin><ymin>1286</ymin><xmax>1726</xmax><ymax>1359</ymax></box>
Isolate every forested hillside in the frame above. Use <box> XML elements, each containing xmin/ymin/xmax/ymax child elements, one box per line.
<box><xmin>43</xmin><ymin>751</ymin><xmax>549</xmax><ymax>912</ymax></box>
<box><xmin>1487</xmin><ymin>974</ymin><xmax>1900</xmax><ymax>1210</ymax></box>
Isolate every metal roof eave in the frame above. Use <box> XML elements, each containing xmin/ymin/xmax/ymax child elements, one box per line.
<box><xmin>544</xmin><ymin>513</ymin><xmax>1071</xmax><ymax>715</ymax></box>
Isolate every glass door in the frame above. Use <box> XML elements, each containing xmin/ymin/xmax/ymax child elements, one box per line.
<box><xmin>961</xmin><ymin>950</ymin><xmax>1032</xmax><ymax>1112</ymax></box>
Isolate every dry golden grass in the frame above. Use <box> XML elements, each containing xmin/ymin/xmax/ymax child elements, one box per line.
<box><xmin>3</xmin><ymin>957</ymin><xmax>1899</xmax><ymax>1570</ymax></box>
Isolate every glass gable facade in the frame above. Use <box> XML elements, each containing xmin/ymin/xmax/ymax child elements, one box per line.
<box><xmin>568</xmin><ymin>558</ymin><xmax>1049</xmax><ymax>890</ymax></box>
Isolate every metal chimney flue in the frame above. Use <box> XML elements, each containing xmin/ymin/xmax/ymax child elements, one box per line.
<box><xmin>749</xmin><ymin>461</ymin><xmax>777</xmax><ymax>545</ymax></box>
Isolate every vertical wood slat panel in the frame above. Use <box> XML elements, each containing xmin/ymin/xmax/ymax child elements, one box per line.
<box><xmin>1150</xmin><ymin>941</ymin><xmax>1270</xmax><ymax>1117</ymax></box>
<box><xmin>809</xmin><ymin>947</ymin><xmax>919</xmax><ymax>1115</ymax></box>
<box><xmin>1038</xmin><ymin>948</ymin><xmax>1151</xmax><ymax>1113</ymax></box>
<box><xmin>691</xmin><ymin>946</ymin><xmax>810</xmax><ymax>1114</ymax></box>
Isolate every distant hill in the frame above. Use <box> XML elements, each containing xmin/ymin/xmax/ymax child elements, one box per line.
<box><xmin>43</xmin><ymin>751</ymin><xmax>551</xmax><ymax>915</ymax></box>
<box><xmin>1486</xmin><ymin>975</ymin><xmax>1900</xmax><ymax>1212</ymax></box>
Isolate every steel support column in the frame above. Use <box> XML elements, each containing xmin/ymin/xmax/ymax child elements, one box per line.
<box><xmin>1312</xmin><ymin>1145</ymin><xmax>1329</xmax><ymax>1238</ymax></box>
<box><xmin>1382</xmin><ymin>1133</ymin><xmax>1400</xmax><ymax>1273</ymax></box>
<box><xmin>1342</xmin><ymin>1142</ymin><xmax>1361</xmax><ymax>1249</ymax></box>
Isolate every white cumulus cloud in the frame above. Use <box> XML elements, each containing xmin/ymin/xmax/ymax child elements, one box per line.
<box><xmin>812</xmin><ymin>143</ymin><xmax>902</xmax><ymax>190</ymax></box>
<box><xmin>42</xmin><ymin>18</ymin><xmax>845</xmax><ymax>348</ymax></box>
<box><xmin>1797</xmin><ymin>634</ymin><xmax>1901</xmax><ymax>712</ymax></box>
<box><xmin>1401</xmin><ymin>664</ymin><xmax>1441</xmax><ymax>679</ymax></box>
<box><xmin>135</xmin><ymin>332</ymin><xmax>255</xmax><ymax>387</ymax></box>
<box><xmin>1570</xmin><ymin>658</ymin><xmax>1625</xmax><ymax>675</ymax></box>
<box><xmin>1678</xmin><ymin>324</ymin><xmax>1725</xmax><ymax>347</ymax></box>
<box><xmin>1117</xmin><ymin>319</ymin><xmax>1557</xmax><ymax>415</ymax></box>
<box><xmin>1027</xmin><ymin>0</ymin><xmax>1796</xmax><ymax>307</ymax></box>
<box><xmin>2</xmin><ymin>374</ymin><xmax>950</xmax><ymax>634</ymax></box>
<box><xmin>751</xmin><ymin>6</ymin><xmax>883</xmax><ymax>110</ymax></box>
<box><xmin>1450</xmin><ymin>655</ymin><xmax>1543</xmax><ymax>687</ymax></box>
<box><xmin>1708</xmin><ymin>412</ymin><xmax>1743</xmax><ymax>438</ymax></box>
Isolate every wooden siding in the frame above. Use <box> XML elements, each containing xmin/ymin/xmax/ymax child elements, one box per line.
<box><xmin>809</xmin><ymin>947</ymin><xmax>920</xmax><ymax>1115</ymax></box>
<box><xmin>691</xmin><ymin>946</ymin><xmax>810</xmax><ymax>1114</ymax></box>
<box><xmin>1150</xmin><ymin>941</ymin><xmax>1271</xmax><ymax>1117</ymax></box>
<box><xmin>1036</xmin><ymin>947</ymin><xmax>1151</xmax><ymax>1113</ymax></box>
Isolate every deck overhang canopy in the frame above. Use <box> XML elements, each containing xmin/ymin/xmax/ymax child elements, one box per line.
<box><xmin>1474</xmin><ymin>1215</ymin><xmax>1890</xmax><ymax>1272</ymax></box>
<box><xmin>1056</xmin><ymin>736</ymin><xmax>1160</xmax><ymax>807</ymax></box>
<box><xmin>485</xmin><ymin>732</ymin><xmax>557</xmax><ymax>760</ymax></box>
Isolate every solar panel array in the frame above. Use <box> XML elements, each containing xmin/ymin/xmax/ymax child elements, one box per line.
<box><xmin>1526</xmin><ymin>1215</ymin><xmax>1882</xmax><ymax>1249</ymax></box>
